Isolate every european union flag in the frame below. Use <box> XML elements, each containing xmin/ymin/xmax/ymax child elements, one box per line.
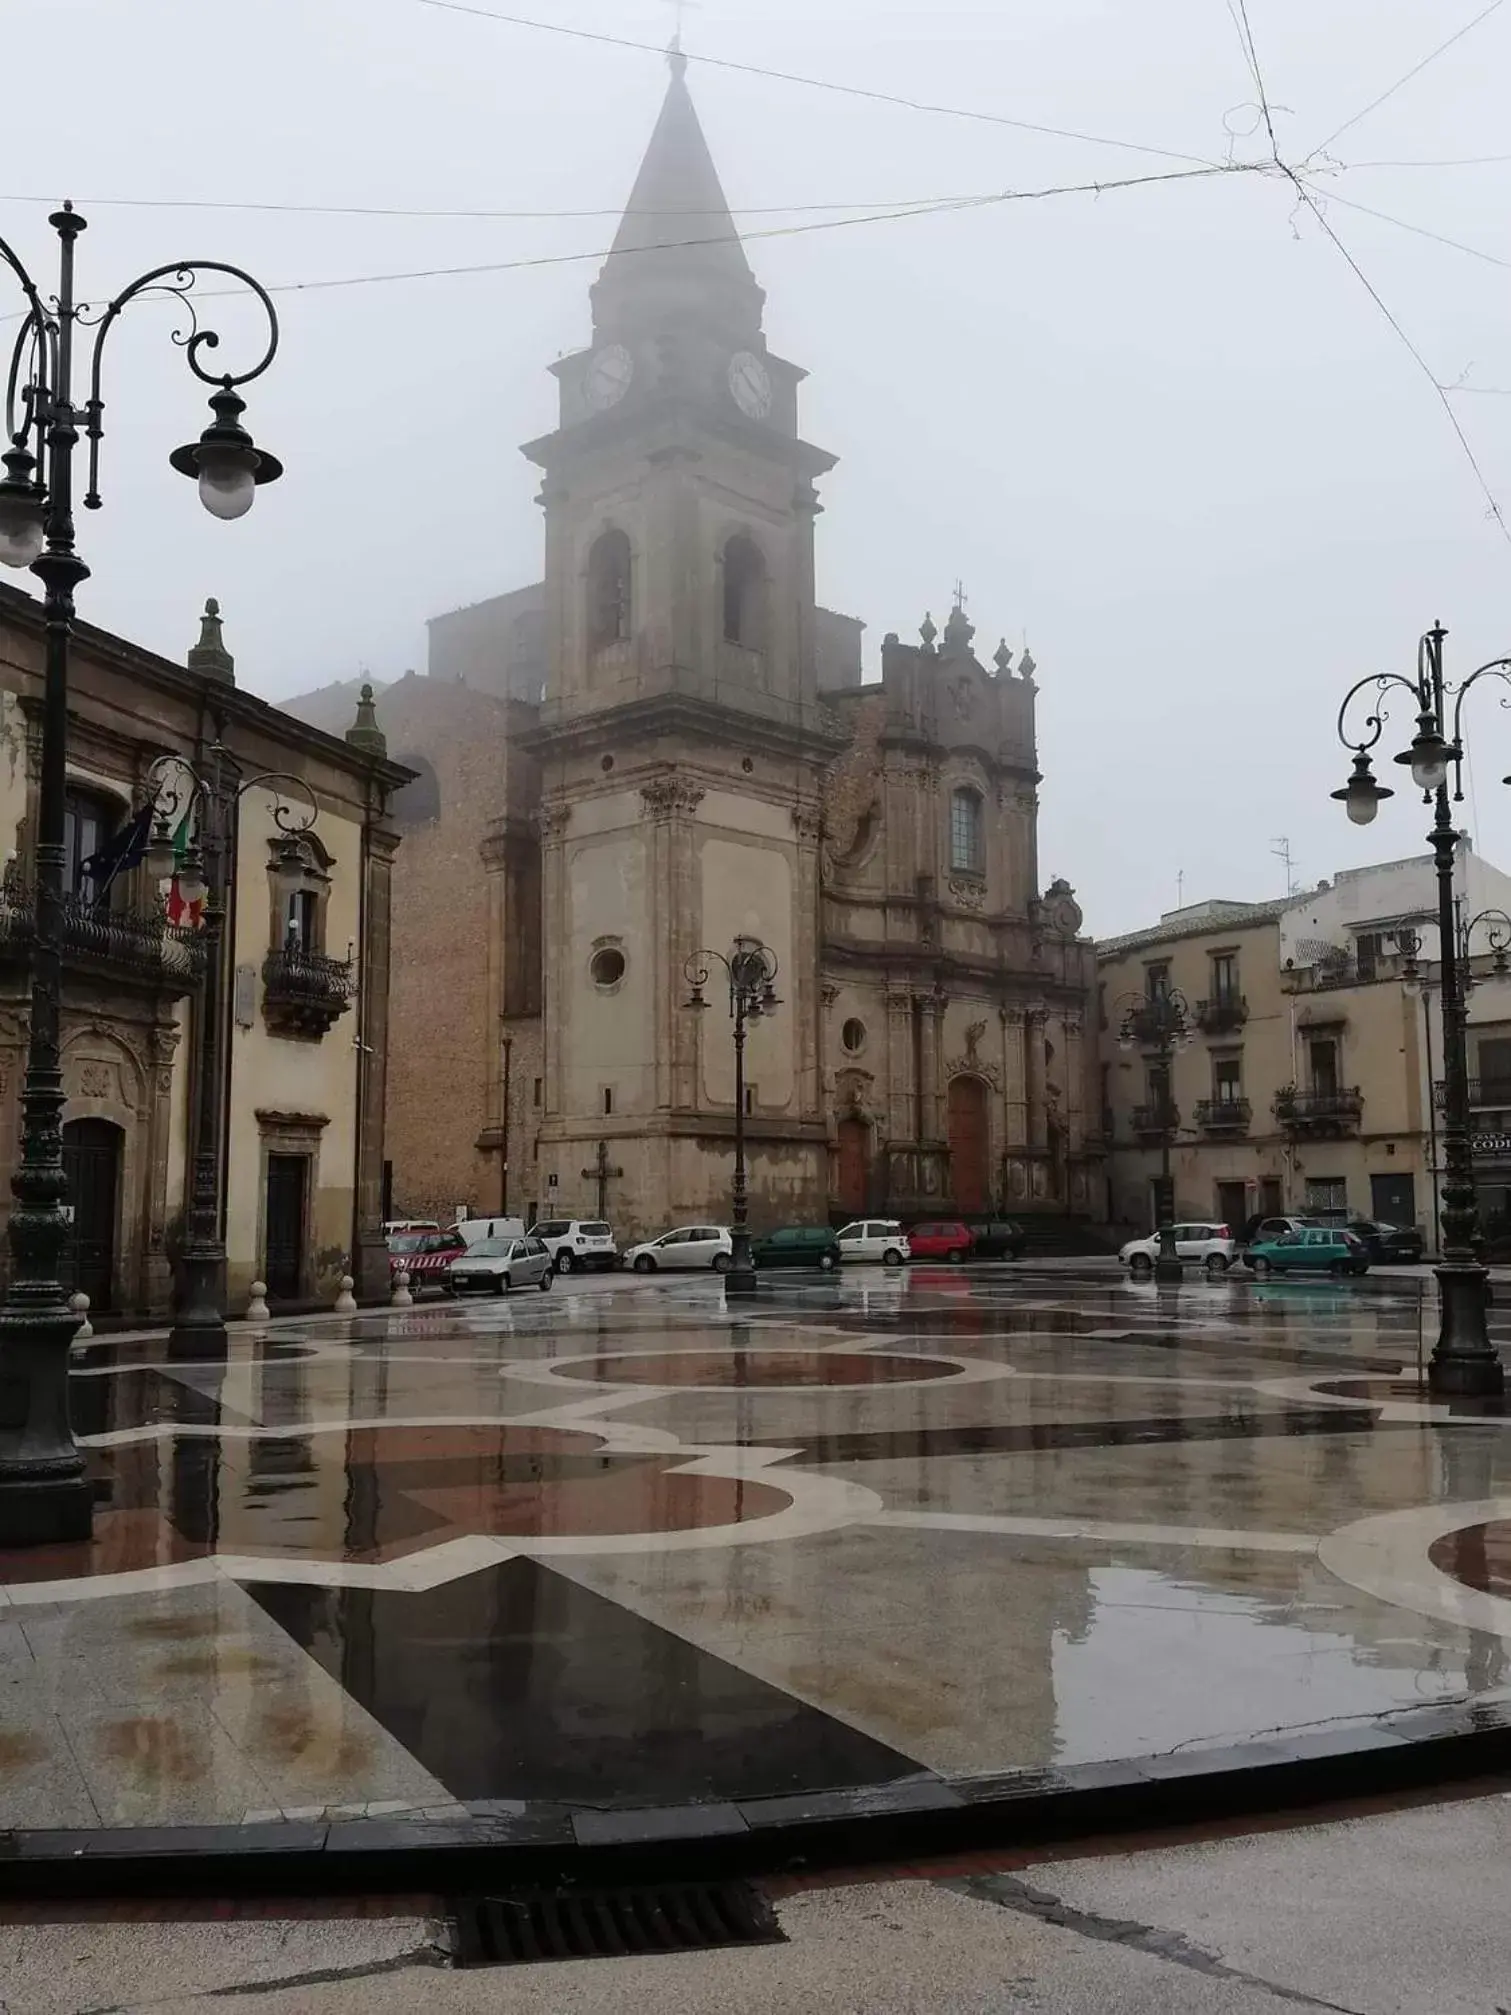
<box><xmin>79</xmin><ymin>802</ymin><xmax>153</xmax><ymax>905</ymax></box>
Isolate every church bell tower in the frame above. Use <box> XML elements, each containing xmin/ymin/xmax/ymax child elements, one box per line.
<box><xmin>523</xmin><ymin>50</ymin><xmax>839</xmax><ymax>1231</ymax></box>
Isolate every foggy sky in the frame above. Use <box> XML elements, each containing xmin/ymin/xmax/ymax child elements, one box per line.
<box><xmin>6</xmin><ymin>0</ymin><xmax>1511</xmax><ymax>936</ymax></box>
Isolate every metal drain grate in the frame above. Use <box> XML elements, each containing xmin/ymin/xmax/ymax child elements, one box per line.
<box><xmin>450</xmin><ymin>1880</ymin><xmax>786</xmax><ymax>1968</ymax></box>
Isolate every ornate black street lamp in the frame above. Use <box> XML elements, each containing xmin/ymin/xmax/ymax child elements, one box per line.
<box><xmin>1332</xmin><ymin>622</ymin><xmax>1509</xmax><ymax>1397</ymax></box>
<box><xmin>684</xmin><ymin>936</ymin><xmax>780</xmax><ymax>1298</ymax></box>
<box><xmin>0</xmin><ymin>205</ymin><xmax>281</xmax><ymax>1544</ymax></box>
<box><xmin>141</xmin><ymin>749</ymin><xmax>318</xmax><ymax>1356</ymax></box>
<box><xmin>1114</xmin><ymin>985</ymin><xmax>1192</xmax><ymax>1283</ymax></box>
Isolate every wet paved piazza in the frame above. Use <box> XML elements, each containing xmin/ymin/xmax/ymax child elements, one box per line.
<box><xmin>4</xmin><ymin>1263</ymin><xmax>1511</xmax><ymax>1838</ymax></box>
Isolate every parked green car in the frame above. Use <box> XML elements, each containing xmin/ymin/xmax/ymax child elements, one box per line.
<box><xmin>748</xmin><ymin>1225</ymin><xmax>841</xmax><ymax>1271</ymax></box>
<box><xmin>1245</xmin><ymin>1226</ymin><xmax>1371</xmax><ymax>1277</ymax></box>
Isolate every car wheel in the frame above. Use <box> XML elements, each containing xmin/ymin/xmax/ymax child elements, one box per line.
<box><xmin>1205</xmin><ymin>1253</ymin><xmax>1229</xmax><ymax>1277</ymax></box>
<box><xmin>883</xmin><ymin>1248</ymin><xmax>903</xmax><ymax>1267</ymax></box>
<box><xmin>633</xmin><ymin>1254</ymin><xmax>656</xmax><ymax>1273</ymax></box>
<box><xmin>818</xmin><ymin>1251</ymin><xmax>836</xmax><ymax>1271</ymax></box>
<box><xmin>947</xmin><ymin>1248</ymin><xmax>964</xmax><ymax>1265</ymax></box>
<box><xmin>712</xmin><ymin>1253</ymin><xmax>731</xmax><ymax>1273</ymax></box>
<box><xmin>1251</xmin><ymin>1256</ymin><xmax>1272</xmax><ymax>1277</ymax></box>
<box><xmin>556</xmin><ymin>1251</ymin><xmax>575</xmax><ymax>1274</ymax></box>
<box><xmin>537</xmin><ymin>1269</ymin><xmax>553</xmax><ymax>1292</ymax></box>
<box><xmin>496</xmin><ymin>1274</ymin><xmax>511</xmax><ymax>1295</ymax></box>
<box><xmin>1129</xmin><ymin>1254</ymin><xmax>1153</xmax><ymax>1279</ymax></box>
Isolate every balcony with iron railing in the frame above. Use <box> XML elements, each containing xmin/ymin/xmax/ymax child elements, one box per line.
<box><xmin>1131</xmin><ymin>1102</ymin><xmax>1177</xmax><ymax>1142</ymax></box>
<box><xmin>1195</xmin><ymin>995</ymin><xmax>1248</xmax><ymax>1035</ymax></box>
<box><xmin>1274</xmin><ymin>1086</ymin><xmax>1364</xmax><ymax>1135</ymax></box>
<box><xmin>1194</xmin><ymin>1096</ymin><xmax>1252</xmax><ymax>1134</ymax></box>
<box><xmin>261</xmin><ymin>942</ymin><xmax>355</xmax><ymax>1039</ymax></box>
<box><xmin>1432</xmin><ymin>1077</ymin><xmax>1511</xmax><ymax>1110</ymax></box>
<box><xmin>0</xmin><ymin>878</ymin><xmax>204</xmax><ymax>997</ymax></box>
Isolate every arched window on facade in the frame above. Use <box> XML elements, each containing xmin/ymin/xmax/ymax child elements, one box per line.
<box><xmin>949</xmin><ymin>786</ymin><xmax>984</xmax><ymax>875</ymax></box>
<box><xmin>722</xmin><ymin>534</ymin><xmax>765</xmax><ymax>649</ymax></box>
<box><xmin>587</xmin><ymin>530</ymin><xmax>632</xmax><ymax>650</ymax></box>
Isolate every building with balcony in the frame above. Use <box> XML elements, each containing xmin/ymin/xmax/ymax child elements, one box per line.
<box><xmin>1098</xmin><ymin>847</ymin><xmax>1511</xmax><ymax>1242</ymax></box>
<box><xmin>0</xmin><ymin>583</ymin><xmax>407</xmax><ymax>1319</ymax></box>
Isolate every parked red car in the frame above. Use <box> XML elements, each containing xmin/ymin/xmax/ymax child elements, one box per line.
<box><xmin>906</xmin><ymin>1220</ymin><xmax>975</xmax><ymax>1263</ymax></box>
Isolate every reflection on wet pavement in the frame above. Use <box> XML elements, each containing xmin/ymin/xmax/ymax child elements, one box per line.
<box><xmin>3</xmin><ymin>1266</ymin><xmax>1511</xmax><ymax>1831</ymax></box>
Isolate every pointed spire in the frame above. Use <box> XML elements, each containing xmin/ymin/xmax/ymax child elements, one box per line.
<box><xmin>187</xmin><ymin>596</ymin><xmax>234</xmax><ymax>686</ymax></box>
<box><xmin>592</xmin><ymin>60</ymin><xmax>764</xmax><ymax>342</ymax></box>
<box><xmin>345</xmin><ymin>681</ymin><xmax>386</xmax><ymax>759</ymax></box>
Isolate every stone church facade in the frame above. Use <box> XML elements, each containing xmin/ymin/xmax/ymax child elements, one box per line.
<box><xmin>287</xmin><ymin>57</ymin><xmax>1100</xmax><ymax>1236</ymax></box>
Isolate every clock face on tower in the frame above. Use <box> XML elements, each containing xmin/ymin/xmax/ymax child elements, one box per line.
<box><xmin>728</xmin><ymin>350</ymin><xmax>773</xmax><ymax>420</ymax></box>
<box><xmin>583</xmin><ymin>345</ymin><xmax>634</xmax><ymax>412</ymax></box>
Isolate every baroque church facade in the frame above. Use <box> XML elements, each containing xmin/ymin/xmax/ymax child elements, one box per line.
<box><xmin>288</xmin><ymin>57</ymin><xmax>1100</xmax><ymax>1237</ymax></box>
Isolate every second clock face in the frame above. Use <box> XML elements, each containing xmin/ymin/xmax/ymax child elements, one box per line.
<box><xmin>583</xmin><ymin>344</ymin><xmax>634</xmax><ymax>412</ymax></box>
<box><xmin>728</xmin><ymin>350</ymin><xmax>773</xmax><ymax>419</ymax></box>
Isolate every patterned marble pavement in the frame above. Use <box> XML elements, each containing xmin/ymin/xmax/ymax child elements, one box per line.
<box><xmin>3</xmin><ymin>1264</ymin><xmax>1511</xmax><ymax>1838</ymax></box>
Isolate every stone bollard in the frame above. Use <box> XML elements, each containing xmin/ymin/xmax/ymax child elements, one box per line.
<box><xmin>246</xmin><ymin>1281</ymin><xmax>270</xmax><ymax>1323</ymax></box>
<box><xmin>334</xmin><ymin>1273</ymin><xmax>358</xmax><ymax>1315</ymax></box>
<box><xmin>68</xmin><ymin>1290</ymin><xmax>92</xmax><ymax>1341</ymax></box>
<box><xmin>390</xmin><ymin>1265</ymin><xmax>413</xmax><ymax>1309</ymax></box>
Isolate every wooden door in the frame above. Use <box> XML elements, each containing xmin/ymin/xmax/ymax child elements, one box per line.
<box><xmin>62</xmin><ymin>1118</ymin><xmax>121</xmax><ymax>1312</ymax></box>
<box><xmin>264</xmin><ymin>1153</ymin><xmax>308</xmax><ymax>1302</ymax></box>
<box><xmin>836</xmin><ymin>1117</ymin><xmax>869</xmax><ymax>1216</ymax></box>
<box><xmin>947</xmin><ymin>1077</ymin><xmax>990</xmax><ymax>1215</ymax></box>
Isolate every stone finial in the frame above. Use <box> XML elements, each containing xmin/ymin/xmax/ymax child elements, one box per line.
<box><xmin>993</xmin><ymin>639</ymin><xmax>1013</xmax><ymax>676</ymax></box>
<box><xmin>345</xmin><ymin>681</ymin><xmax>387</xmax><ymax>759</ymax></box>
<box><xmin>334</xmin><ymin>1273</ymin><xmax>358</xmax><ymax>1315</ymax></box>
<box><xmin>187</xmin><ymin>596</ymin><xmax>234</xmax><ymax>685</ymax></box>
<box><xmin>68</xmin><ymin>1290</ymin><xmax>92</xmax><ymax>1341</ymax></box>
<box><xmin>1019</xmin><ymin>647</ymin><xmax>1037</xmax><ymax>685</ymax></box>
<box><xmin>942</xmin><ymin>603</ymin><xmax>975</xmax><ymax>657</ymax></box>
<box><xmin>391</xmin><ymin>1265</ymin><xmax>414</xmax><ymax>1309</ymax></box>
<box><xmin>919</xmin><ymin>612</ymin><xmax>938</xmax><ymax>654</ymax></box>
<box><xmin>245</xmin><ymin>1281</ymin><xmax>270</xmax><ymax>1322</ymax></box>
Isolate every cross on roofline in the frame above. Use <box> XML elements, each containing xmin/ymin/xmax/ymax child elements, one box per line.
<box><xmin>952</xmin><ymin>579</ymin><xmax>968</xmax><ymax>613</ymax></box>
<box><xmin>663</xmin><ymin>0</ymin><xmax>701</xmax><ymax>54</ymax></box>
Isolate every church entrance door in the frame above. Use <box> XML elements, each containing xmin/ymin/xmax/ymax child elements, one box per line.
<box><xmin>836</xmin><ymin>1117</ymin><xmax>869</xmax><ymax>1216</ymax></box>
<box><xmin>948</xmin><ymin>1077</ymin><xmax>990</xmax><ymax>1215</ymax></box>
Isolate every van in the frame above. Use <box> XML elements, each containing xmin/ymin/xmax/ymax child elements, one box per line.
<box><xmin>453</xmin><ymin>1216</ymin><xmax>527</xmax><ymax>1248</ymax></box>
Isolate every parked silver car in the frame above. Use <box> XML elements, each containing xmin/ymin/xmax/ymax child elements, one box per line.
<box><xmin>622</xmin><ymin>1225</ymin><xmax>733</xmax><ymax>1272</ymax></box>
<box><xmin>447</xmin><ymin>1234</ymin><xmax>555</xmax><ymax>1295</ymax></box>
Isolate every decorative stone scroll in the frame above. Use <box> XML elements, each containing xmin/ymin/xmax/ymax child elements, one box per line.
<box><xmin>639</xmin><ymin>779</ymin><xmax>705</xmax><ymax>821</ymax></box>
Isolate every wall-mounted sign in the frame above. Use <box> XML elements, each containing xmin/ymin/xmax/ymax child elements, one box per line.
<box><xmin>1471</xmin><ymin>1134</ymin><xmax>1511</xmax><ymax>1157</ymax></box>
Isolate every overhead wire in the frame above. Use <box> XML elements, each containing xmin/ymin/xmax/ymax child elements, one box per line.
<box><xmin>0</xmin><ymin>163</ymin><xmax>1268</xmax><ymax>324</ymax></box>
<box><xmin>0</xmin><ymin>191</ymin><xmax>998</xmax><ymax>223</ymax></box>
<box><xmin>1293</xmin><ymin>180</ymin><xmax>1511</xmax><ymax>275</ymax></box>
<box><xmin>1227</xmin><ymin>0</ymin><xmax>1511</xmax><ymax>554</ymax></box>
<box><xmin>1305</xmin><ymin>0</ymin><xmax>1509</xmax><ymax>162</ymax></box>
<box><xmin>394</xmin><ymin>0</ymin><xmax>1220</xmax><ymax>169</ymax></box>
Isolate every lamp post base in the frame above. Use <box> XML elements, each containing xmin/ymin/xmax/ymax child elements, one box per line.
<box><xmin>1154</xmin><ymin>1252</ymin><xmax>1183</xmax><ymax>1284</ymax></box>
<box><xmin>723</xmin><ymin>1266</ymin><xmax>759</xmax><ymax>1299</ymax></box>
<box><xmin>1428</xmin><ymin>1263</ymin><xmax>1506</xmax><ymax>1397</ymax></box>
<box><xmin>0</xmin><ymin>1304</ymin><xmax>92</xmax><ymax>1547</ymax></box>
<box><xmin>167</xmin><ymin>1242</ymin><xmax>228</xmax><ymax>1360</ymax></box>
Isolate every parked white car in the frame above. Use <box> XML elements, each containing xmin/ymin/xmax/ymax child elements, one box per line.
<box><xmin>1118</xmin><ymin>1222</ymin><xmax>1237</xmax><ymax>1278</ymax></box>
<box><xmin>836</xmin><ymin>1219</ymin><xmax>911</xmax><ymax>1266</ymax></box>
<box><xmin>623</xmin><ymin>1225</ymin><xmax>733</xmax><ymax>1272</ymax></box>
<box><xmin>527</xmin><ymin>1219</ymin><xmax>619</xmax><ymax>1273</ymax></box>
<box><xmin>454</xmin><ymin>1216</ymin><xmax>526</xmax><ymax>1248</ymax></box>
<box><xmin>447</xmin><ymin>1234</ymin><xmax>554</xmax><ymax>1295</ymax></box>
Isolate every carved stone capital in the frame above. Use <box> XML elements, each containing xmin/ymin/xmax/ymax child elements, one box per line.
<box><xmin>791</xmin><ymin>805</ymin><xmax>825</xmax><ymax>843</ymax></box>
<box><xmin>640</xmin><ymin>778</ymin><xmax>705</xmax><ymax>821</ymax></box>
<box><xmin>533</xmin><ymin>804</ymin><xmax>571</xmax><ymax>841</ymax></box>
<box><xmin>821</xmin><ymin>983</ymin><xmax>840</xmax><ymax>1009</ymax></box>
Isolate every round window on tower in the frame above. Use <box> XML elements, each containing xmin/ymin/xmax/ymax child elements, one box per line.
<box><xmin>841</xmin><ymin>1017</ymin><xmax>866</xmax><ymax>1055</ymax></box>
<box><xmin>590</xmin><ymin>945</ymin><xmax>627</xmax><ymax>991</ymax></box>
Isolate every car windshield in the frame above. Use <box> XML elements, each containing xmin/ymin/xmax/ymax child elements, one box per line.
<box><xmin>467</xmin><ymin>1237</ymin><xmax>513</xmax><ymax>1257</ymax></box>
<box><xmin>387</xmin><ymin>1233</ymin><xmax>426</xmax><ymax>1252</ymax></box>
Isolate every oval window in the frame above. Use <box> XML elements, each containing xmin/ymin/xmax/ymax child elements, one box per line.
<box><xmin>590</xmin><ymin>946</ymin><xmax>626</xmax><ymax>989</ymax></box>
<box><xmin>841</xmin><ymin>1017</ymin><xmax>866</xmax><ymax>1054</ymax></box>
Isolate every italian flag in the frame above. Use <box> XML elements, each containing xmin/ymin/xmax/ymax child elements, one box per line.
<box><xmin>163</xmin><ymin>811</ymin><xmax>204</xmax><ymax>928</ymax></box>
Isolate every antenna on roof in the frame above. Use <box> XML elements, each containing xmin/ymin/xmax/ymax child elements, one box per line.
<box><xmin>1271</xmin><ymin>836</ymin><xmax>1298</xmax><ymax>896</ymax></box>
<box><xmin>1176</xmin><ymin>869</ymin><xmax>1185</xmax><ymax>908</ymax></box>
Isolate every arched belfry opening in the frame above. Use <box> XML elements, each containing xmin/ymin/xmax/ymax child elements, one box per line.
<box><xmin>587</xmin><ymin>529</ymin><xmax>632</xmax><ymax>650</ymax></box>
<box><xmin>722</xmin><ymin>534</ymin><xmax>765</xmax><ymax>650</ymax></box>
